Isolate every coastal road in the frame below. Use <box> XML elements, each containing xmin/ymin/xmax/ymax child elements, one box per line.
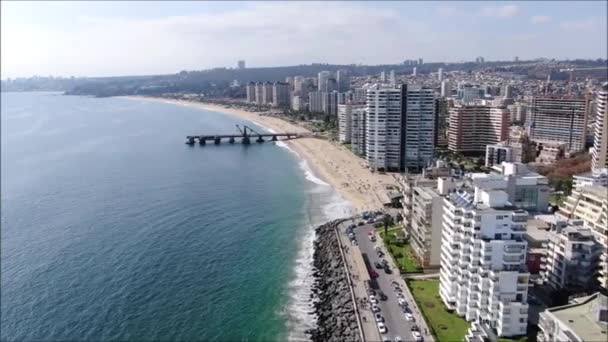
<box><xmin>353</xmin><ymin>221</ymin><xmax>435</xmax><ymax>342</ymax></box>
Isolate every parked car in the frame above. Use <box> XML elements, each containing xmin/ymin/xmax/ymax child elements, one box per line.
<box><xmin>398</xmin><ymin>298</ymin><xmax>407</xmax><ymax>306</ymax></box>
<box><xmin>377</xmin><ymin>322</ymin><xmax>387</xmax><ymax>334</ymax></box>
<box><xmin>396</xmin><ymin>292</ymin><xmax>405</xmax><ymax>299</ymax></box>
<box><xmin>369</xmin><ymin>235</ymin><xmax>376</xmax><ymax>242</ymax></box>
<box><xmin>369</xmin><ymin>270</ymin><xmax>379</xmax><ymax>278</ymax></box>
<box><xmin>377</xmin><ymin>290</ymin><xmax>388</xmax><ymax>301</ymax></box>
<box><xmin>374</xmin><ymin>261</ymin><xmax>383</xmax><ymax>269</ymax></box>
<box><xmin>377</xmin><ymin>251</ymin><xmax>384</xmax><ymax>258</ymax></box>
<box><xmin>384</xmin><ymin>266</ymin><xmax>392</xmax><ymax>274</ymax></box>
<box><xmin>411</xmin><ymin>331</ymin><xmax>423</xmax><ymax>342</ymax></box>
<box><xmin>371</xmin><ymin>304</ymin><xmax>380</xmax><ymax>312</ymax></box>
<box><xmin>351</xmin><ymin>239</ymin><xmax>358</xmax><ymax>246</ymax></box>
<box><xmin>394</xmin><ymin>337</ymin><xmax>403</xmax><ymax>342</ymax></box>
<box><xmin>374</xmin><ymin>313</ymin><xmax>384</xmax><ymax>322</ymax></box>
<box><xmin>366</xmin><ymin>218</ymin><xmax>374</xmax><ymax>224</ymax></box>
<box><xmin>358</xmin><ymin>221</ymin><xmax>365</xmax><ymax>226</ymax></box>
<box><xmin>411</xmin><ymin>325</ymin><xmax>420</xmax><ymax>332</ymax></box>
<box><xmin>382</xmin><ymin>337</ymin><xmax>391</xmax><ymax>342</ymax></box>
<box><xmin>368</xmin><ymin>289</ymin><xmax>377</xmax><ymax>296</ymax></box>
<box><xmin>369</xmin><ymin>295</ymin><xmax>378</xmax><ymax>304</ymax></box>
<box><xmin>405</xmin><ymin>313</ymin><xmax>415</xmax><ymax>322</ymax></box>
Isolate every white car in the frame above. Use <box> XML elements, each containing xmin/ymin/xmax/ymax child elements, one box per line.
<box><xmin>369</xmin><ymin>295</ymin><xmax>378</xmax><ymax>304</ymax></box>
<box><xmin>371</xmin><ymin>304</ymin><xmax>380</xmax><ymax>312</ymax></box>
<box><xmin>398</xmin><ymin>298</ymin><xmax>407</xmax><ymax>306</ymax></box>
<box><xmin>405</xmin><ymin>313</ymin><xmax>415</xmax><ymax>321</ymax></box>
<box><xmin>374</xmin><ymin>313</ymin><xmax>384</xmax><ymax>322</ymax></box>
<box><xmin>394</xmin><ymin>337</ymin><xmax>403</xmax><ymax>342</ymax></box>
<box><xmin>377</xmin><ymin>322</ymin><xmax>387</xmax><ymax>334</ymax></box>
<box><xmin>412</xmin><ymin>331</ymin><xmax>423</xmax><ymax>342</ymax></box>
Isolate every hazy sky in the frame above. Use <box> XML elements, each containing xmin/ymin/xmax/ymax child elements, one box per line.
<box><xmin>2</xmin><ymin>1</ymin><xmax>607</xmax><ymax>78</ymax></box>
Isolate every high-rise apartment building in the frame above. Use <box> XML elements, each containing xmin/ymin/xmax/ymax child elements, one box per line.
<box><xmin>326</xmin><ymin>78</ymin><xmax>338</xmax><ymax>93</ymax></box>
<box><xmin>389</xmin><ymin>70</ymin><xmax>396</xmax><ymax>87</ymax></box>
<box><xmin>262</xmin><ymin>81</ymin><xmax>273</xmax><ymax>104</ymax></box>
<box><xmin>322</xmin><ymin>91</ymin><xmax>338</xmax><ymax>116</ymax></box>
<box><xmin>351</xmin><ymin>107</ymin><xmax>366</xmax><ymax>156</ymax></box>
<box><xmin>255</xmin><ymin>82</ymin><xmax>264</xmax><ymax>105</ymax></box>
<box><xmin>338</xmin><ymin>104</ymin><xmax>364</xmax><ymax>143</ymax></box>
<box><xmin>438</xmin><ymin>68</ymin><xmax>444</xmax><ymax>82</ymax></box>
<box><xmin>441</xmin><ymin>80</ymin><xmax>451</xmax><ymax>98</ymax></box>
<box><xmin>336</xmin><ymin>69</ymin><xmax>350</xmax><ymax>92</ymax></box>
<box><xmin>246</xmin><ymin>82</ymin><xmax>256</xmax><ymax>103</ymax></box>
<box><xmin>293</xmin><ymin>76</ymin><xmax>306</xmax><ymax>94</ymax></box>
<box><xmin>412</xmin><ymin>67</ymin><xmax>417</xmax><ymax>77</ymax></box>
<box><xmin>403</xmin><ymin>85</ymin><xmax>436</xmax><ymax>171</ymax></box>
<box><xmin>539</xmin><ymin>219</ymin><xmax>601</xmax><ymax>291</ymax></box>
<box><xmin>318</xmin><ymin>71</ymin><xmax>331</xmax><ymax>92</ymax></box>
<box><xmin>559</xmin><ymin>186</ymin><xmax>608</xmax><ymax>291</ymax></box>
<box><xmin>366</xmin><ymin>85</ymin><xmax>402</xmax><ymax>171</ymax></box>
<box><xmin>272</xmin><ymin>82</ymin><xmax>290</xmax><ymax>108</ymax></box>
<box><xmin>365</xmin><ymin>84</ymin><xmax>435</xmax><ymax>172</ymax></box>
<box><xmin>435</xmin><ymin>98</ymin><xmax>449</xmax><ymax>147</ymax></box>
<box><xmin>440</xmin><ymin>187</ymin><xmax>530</xmax><ymax>338</ymax></box>
<box><xmin>448</xmin><ymin>105</ymin><xmax>509</xmax><ymax>154</ymax></box>
<box><xmin>527</xmin><ymin>96</ymin><xmax>591</xmax><ymax>155</ymax></box>
<box><xmin>309</xmin><ymin>92</ymin><xmax>323</xmax><ymax>113</ymax></box>
<box><xmin>291</xmin><ymin>95</ymin><xmax>305</xmax><ymax>112</ymax></box>
<box><xmin>503</xmin><ymin>85</ymin><xmax>513</xmax><ymax>99</ymax></box>
<box><xmin>592</xmin><ymin>83</ymin><xmax>608</xmax><ymax>172</ymax></box>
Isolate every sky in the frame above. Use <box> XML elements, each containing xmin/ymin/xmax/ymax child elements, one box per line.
<box><xmin>1</xmin><ymin>1</ymin><xmax>607</xmax><ymax>79</ymax></box>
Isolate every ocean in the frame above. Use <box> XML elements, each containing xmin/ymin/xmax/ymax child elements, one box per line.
<box><xmin>0</xmin><ymin>92</ymin><xmax>352</xmax><ymax>341</ymax></box>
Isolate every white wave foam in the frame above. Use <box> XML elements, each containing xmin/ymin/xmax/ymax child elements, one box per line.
<box><xmin>322</xmin><ymin>191</ymin><xmax>355</xmax><ymax>220</ymax></box>
<box><xmin>284</xmin><ymin>222</ymin><xmax>317</xmax><ymax>342</ymax></box>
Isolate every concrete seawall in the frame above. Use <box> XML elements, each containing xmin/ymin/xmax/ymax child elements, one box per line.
<box><xmin>306</xmin><ymin>220</ymin><xmax>361</xmax><ymax>342</ymax></box>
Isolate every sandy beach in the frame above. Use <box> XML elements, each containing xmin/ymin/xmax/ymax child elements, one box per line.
<box><xmin>127</xmin><ymin>96</ymin><xmax>396</xmax><ymax>212</ymax></box>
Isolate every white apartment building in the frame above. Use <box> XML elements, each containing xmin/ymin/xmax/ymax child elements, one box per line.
<box><xmin>441</xmin><ymin>80</ymin><xmax>451</xmax><ymax>98</ymax></box>
<box><xmin>539</xmin><ymin>219</ymin><xmax>601</xmax><ymax>291</ymax></box>
<box><xmin>572</xmin><ymin>169</ymin><xmax>608</xmax><ymax>189</ymax></box>
<box><xmin>559</xmin><ymin>186</ymin><xmax>608</xmax><ymax>291</ymax></box>
<box><xmin>439</xmin><ymin>187</ymin><xmax>530</xmax><ymax>339</ymax></box>
<box><xmin>262</xmin><ymin>81</ymin><xmax>273</xmax><ymax>104</ymax></box>
<box><xmin>291</xmin><ymin>95</ymin><xmax>306</xmax><ymax>112</ymax></box>
<box><xmin>537</xmin><ymin>292</ymin><xmax>608</xmax><ymax>342</ymax></box>
<box><xmin>403</xmin><ymin>85</ymin><xmax>435</xmax><ymax>171</ymax></box>
<box><xmin>350</xmin><ymin>106</ymin><xmax>366</xmax><ymax>156</ymax></box>
<box><xmin>246</xmin><ymin>82</ymin><xmax>256</xmax><ymax>103</ymax></box>
<box><xmin>365</xmin><ymin>84</ymin><xmax>403</xmax><ymax>171</ymax></box>
<box><xmin>255</xmin><ymin>82</ymin><xmax>264</xmax><ymax>105</ymax></box>
<box><xmin>592</xmin><ymin>83</ymin><xmax>608</xmax><ymax>172</ymax></box>
<box><xmin>338</xmin><ymin>104</ymin><xmax>358</xmax><ymax>143</ymax></box>
<box><xmin>318</xmin><ymin>71</ymin><xmax>331</xmax><ymax>92</ymax></box>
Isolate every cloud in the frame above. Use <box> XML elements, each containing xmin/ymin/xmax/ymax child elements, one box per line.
<box><xmin>435</xmin><ymin>6</ymin><xmax>465</xmax><ymax>17</ymax></box>
<box><xmin>531</xmin><ymin>15</ymin><xmax>552</xmax><ymax>24</ymax></box>
<box><xmin>481</xmin><ymin>5</ymin><xmax>519</xmax><ymax>18</ymax></box>
<box><xmin>560</xmin><ymin>18</ymin><xmax>605</xmax><ymax>31</ymax></box>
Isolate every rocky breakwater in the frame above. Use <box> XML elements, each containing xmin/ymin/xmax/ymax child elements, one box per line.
<box><xmin>307</xmin><ymin>219</ymin><xmax>361</xmax><ymax>342</ymax></box>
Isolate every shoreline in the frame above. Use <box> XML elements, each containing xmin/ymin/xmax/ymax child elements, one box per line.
<box><xmin>124</xmin><ymin>96</ymin><xmax>394</xmax><ymax>213</ymax></box>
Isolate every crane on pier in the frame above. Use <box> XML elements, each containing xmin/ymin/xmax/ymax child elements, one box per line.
<box><xmin>559</xmin><ymin>66</ymin><xmax>608</xmax><ymax>95</ymax></box>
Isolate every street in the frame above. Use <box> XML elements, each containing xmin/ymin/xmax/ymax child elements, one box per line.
<box><xmin>340</xmin><ymin>217</ymin><xmax>434</xmax><ymax>342</ymax></box>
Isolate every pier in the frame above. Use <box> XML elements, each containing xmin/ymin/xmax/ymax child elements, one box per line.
<box><xmin>185</xmin><ymin>125</ymin><xmax>306</xmax><ymax>145</ymax></box>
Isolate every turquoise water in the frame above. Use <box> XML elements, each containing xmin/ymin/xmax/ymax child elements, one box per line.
<box><xmin>1</xmin><ymin>93</ymin><xmax>351</xmax><ymax>341</ymax></box>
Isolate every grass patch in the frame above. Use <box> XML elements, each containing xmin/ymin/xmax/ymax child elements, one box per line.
<box><xmin>380</xmin><ymin>231</ymin><xmax>422</xmax><ymax>273</ymax></box>
<box><xmin>407</xmin><ymin>279</ymin><xmax>469</xmax><ymax>342</ymax></box>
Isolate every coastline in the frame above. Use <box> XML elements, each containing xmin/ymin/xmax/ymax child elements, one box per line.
<box><xmin>124</xmin><ymin>96</ymin><xmax>394</xmax><ymax>213</ymax></box>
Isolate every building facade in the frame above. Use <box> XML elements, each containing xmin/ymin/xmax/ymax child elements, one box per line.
<box><xmin>485</xmin><ymin>143</ymin><xmax>513</xmax><ymax>167</ymax></box>
<box><xmin>350</xmin><ymin>106</ymin><xmax>366</xmax><ymax>156</ymax></box>
<box><xmin>592</xmin><ymin>83</ymin><xmax>608</xmax><ymax>172</ymax></box>
<box><xmin>403</xmin><ymin>85</ymin><xmax>436</xmax><ymax>171</ymax></box>
<box><xmin>246</xmin><ymin>82</ymin><xmax>256</xmax><ymax>103</ymax></box>
<box><xmin>365</xmin><ymin>85</ymin><xmax>403</xmax><ymax>171</ymax></box>
<box><xmin>272</xmin><ymin>82</ymin><xmax>290</xmax><ymax>108</ymax></box>
<box><xmin>448</xmin><ymin>105</ymin><xmax>509</xmax><ymax>154</ymax></box>
<box><xmin>527</xmin><ymin>96</ymin><xmax>591</xmax><ymax>155</ymax></box>
<box><xmin>318</xmin><ymin>71</ymin><xmax>331</xmax><ymax>92</ymax></box>
<box><xmin>309</xmin><ymin>92</ymin><xmax>323</xmax><ymax>113</ymax></box>
<box><xmin>338</xmin><ymin>104</ymin><xmax>363</xmax><ymax>143</ymax></box>
<box><xmin>439</xmin><ymin>187</ymin><xmax>530</xmax><ymax>338</ymax></box>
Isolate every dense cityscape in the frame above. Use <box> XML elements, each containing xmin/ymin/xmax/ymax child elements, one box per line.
<box><xmin>152</xmin><ymin>57</ymin><xmax>608</xmax><ymax>342</ymax></box>
<box><xmin>2</xmin><ymin>2</ymin><xmax>608</xmax><ymax>342</ymax></box>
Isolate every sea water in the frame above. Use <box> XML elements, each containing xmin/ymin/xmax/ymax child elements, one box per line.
<box><xmin>0</xmin><ymin>93</ymin><xmax>353</xmax><ymax>341</ymax></box>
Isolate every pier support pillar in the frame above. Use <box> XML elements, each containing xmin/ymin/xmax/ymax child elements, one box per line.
<box><xmin>214</xmin><ymin>137</ymin><xmax>221</xmax><ymax>145</ymax></box>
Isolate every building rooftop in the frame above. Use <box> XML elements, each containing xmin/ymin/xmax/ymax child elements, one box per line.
<box><xmin>548</xmin><ymin>293</ymin><xmax>608</xmax><ymax>342</ymax></box>
<box><xmin>577</xmin><ymin>186</ymin><xmax>608</xmax><ymax>200</ymax></box>
<box><xmin>525</xmin><ymin>218</ymin><xmax>550</xmax><ymax>243</ymax></box>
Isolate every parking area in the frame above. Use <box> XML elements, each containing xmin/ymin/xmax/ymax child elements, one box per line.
<box><xmin>341</xmin><ymin>214</ymin><xmax>433</xmax><ymax>342</ymax></box>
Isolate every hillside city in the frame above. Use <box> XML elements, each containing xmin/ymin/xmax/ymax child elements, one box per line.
<box><xmin>147</xmin><ymin>58</ymin><xmax>608</xmax><ymax>342</ymax></box>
